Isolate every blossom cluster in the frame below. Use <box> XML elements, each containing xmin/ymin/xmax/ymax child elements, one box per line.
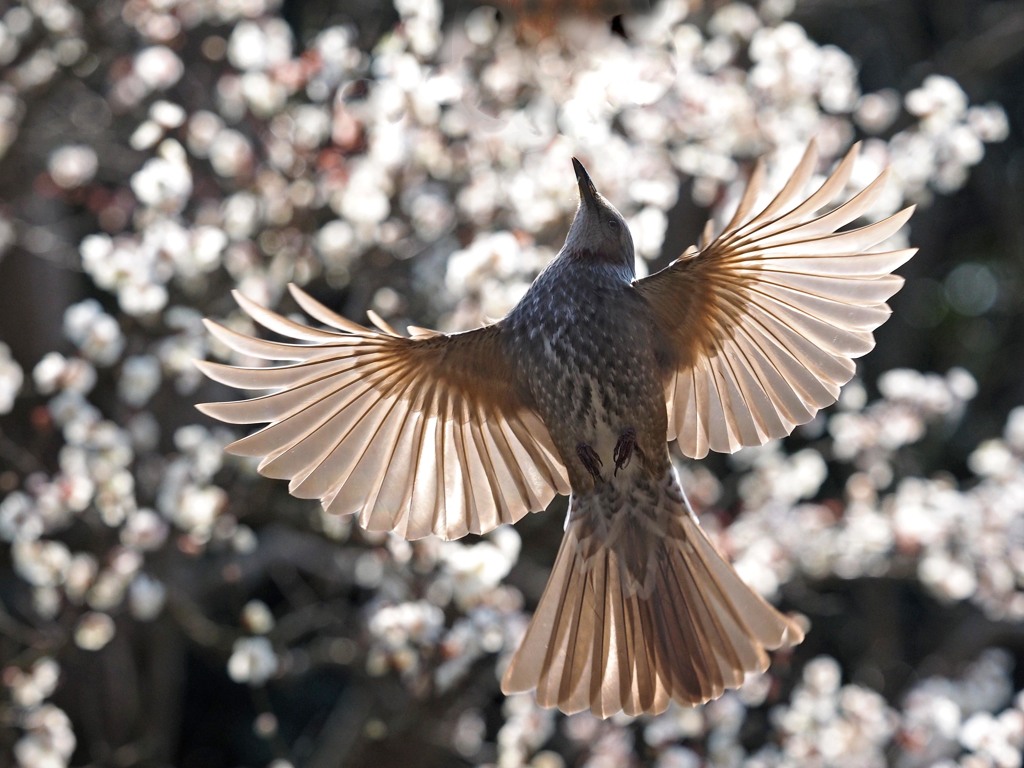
<box><xmin>719</xmin><ymin>368</ymin><xmax>1024</xmax><ymax>625</ymax></box>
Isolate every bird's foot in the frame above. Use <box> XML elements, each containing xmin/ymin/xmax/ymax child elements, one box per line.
<box><xmin>576</xmin><ymin>443</ymin><xmax>604</xmax><ymax>484</ymax></box>
<box><xmin>614</xmin><ymin>427</ymin><xmax>640</xmax><ymax>475</ymax></box>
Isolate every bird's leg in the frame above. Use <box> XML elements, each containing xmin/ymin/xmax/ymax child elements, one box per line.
<box><xmin>576</xmin><ymin>443</ymin><xmax>604</xmax><ymax>484</ymax></box>
<box><xmin>613</xmin><ymin>427</ymin><xmax>640</xmax><ymax>475</ymax></box>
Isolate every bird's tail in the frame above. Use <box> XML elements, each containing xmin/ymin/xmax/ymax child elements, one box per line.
<box><xmin>501</xmin><ymin>470</ymin><xmax>804</xmax><ymax>717</ymax></box>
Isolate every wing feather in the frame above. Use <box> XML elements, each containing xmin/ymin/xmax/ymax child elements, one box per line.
<box><xmin>634</xmin><ymin>141</ymin><xmax>916</xmax><ymax>457</ymax></box>
<box><xmin>196</xmin><ymin>284</ymin><xmax>570</xmax><ymax>540</ymax></box>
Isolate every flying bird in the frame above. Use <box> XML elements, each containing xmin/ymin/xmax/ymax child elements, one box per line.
<box><xmin>196</xmin><ymin>142</ymin><xmax>916</xmax><ymax>717</ymax></box>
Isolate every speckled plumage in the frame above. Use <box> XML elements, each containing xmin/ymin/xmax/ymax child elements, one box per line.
<box><xmin>197</xmin><ymin>143</ymin><xmax>916</xmax><ymax>717</ymax></box>
<box><xmin>506</xmin><ymin>255</ymin><xmax>667</xmax><ymax>490</ymax></box>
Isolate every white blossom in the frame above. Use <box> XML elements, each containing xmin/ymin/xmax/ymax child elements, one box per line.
<box><xmin>73</xmin><ymin>611</ymin><xmax>116</xmax><ymax>651</ymax></box>
<box><xmin>14</xmin><ymin>705</ymin><xmax>76</xmax><ymax>768</ymax></box>
<box><xmin>0</xmin><ymin>341</ymin><xmax>23</xmax><ymax>413</ymax></box>
<box><xmin>228</xmin><ymin>636</ymin><xmax>279</xmax><ymax>685</ymax></box>
<box><xmin>47</xmin><ymin>144</ymin><xmax>97</xmax><ymax>189</ymax></box>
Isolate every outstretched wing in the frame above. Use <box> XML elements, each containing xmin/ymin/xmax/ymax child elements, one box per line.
<box><xmin>196</xmin><ymin>284</ymin><xmax>569</xmax><ymax>540</ymax></box>
<box><xmin>634</xmin><ymin>142</ymin><xmax>916</xmax><ymax>459</ymax></box>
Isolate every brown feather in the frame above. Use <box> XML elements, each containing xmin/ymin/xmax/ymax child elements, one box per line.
<box><xmin>502</xmin><ymin>470</ymin><xmax>803</xmax><ymax>717</ymax></box>
<box><xmin>196</xmin><ymin>285</ymin><xmax>569</xmax><ymax>540</ymax></box>
<box><xmin>634</xmin><ymin>142</ymin><xmax>916</xmax><ymax>458</ymax></box>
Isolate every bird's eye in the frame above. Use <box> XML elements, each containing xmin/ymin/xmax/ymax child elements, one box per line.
<box><xmin>608</xmin><ymin>219</ymin><xmax>620</xmax><ymax>230</ymax></box>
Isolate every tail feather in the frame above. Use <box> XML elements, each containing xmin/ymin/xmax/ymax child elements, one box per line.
<box><xmin>502</xmin><ymin>478</ymin><xmax>803</xmax><ymax>717</ymax></box>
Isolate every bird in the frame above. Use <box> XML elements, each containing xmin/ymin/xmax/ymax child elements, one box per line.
<box><xmin>195</xmin><ymin>141</ymin><xmax>916</xmax><ymax>717</ymax></box>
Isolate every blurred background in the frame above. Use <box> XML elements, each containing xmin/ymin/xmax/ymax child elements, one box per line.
<box><xmin>0</xmin><ymin>0</ymin><xmax>1023</xmax><ymax>766</ymax></box>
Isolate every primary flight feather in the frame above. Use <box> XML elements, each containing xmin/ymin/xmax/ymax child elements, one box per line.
<box><xmin>197</xmin><ymin>142</ymin><xmax>915</xmax><ymax>716</ymax></box>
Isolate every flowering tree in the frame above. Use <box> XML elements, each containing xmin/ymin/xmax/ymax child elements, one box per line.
<box><xmin>0</xmin><ymin>0</ymin><xmax>1021</xmax><ymax>766</ymax></box>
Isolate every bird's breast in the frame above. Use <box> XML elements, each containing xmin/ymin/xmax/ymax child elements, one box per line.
<box><xmin>507</xmin><ymin>273</ymin><xmax>668</xmax><ymax>487</ymax></box>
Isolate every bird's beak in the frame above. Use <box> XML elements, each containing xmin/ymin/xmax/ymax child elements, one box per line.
<box><xmin>572</xmin><ymin>157</ymin><xmax>599</xmax><ymax>210</ymax></box>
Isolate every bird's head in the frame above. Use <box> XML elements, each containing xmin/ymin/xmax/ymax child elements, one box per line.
<box><xmin>563</xmin><ymin>158</ymin><xmax>635</xmax><ymax>278</ymax></box>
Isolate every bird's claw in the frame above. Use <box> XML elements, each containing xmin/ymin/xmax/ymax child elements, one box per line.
<box><xmin>576</xmin><ymin>443</ymin><xmax>604</xmax><ymax>484</ymax></box>
<box><xmin>614</xmin><ymin>427</ymin><xmax>639</xmax><ymax>475</ymax></box>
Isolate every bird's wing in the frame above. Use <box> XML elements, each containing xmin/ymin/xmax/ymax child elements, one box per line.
<box><xmin>633</xmin><ymin>142</ymin><xmax>916</xmax><ymax>459</ymax></box>
<box><xmin>196</xmin><ymin>284</ymin><xmax>569</xmax><ymax>540</ymax></box>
